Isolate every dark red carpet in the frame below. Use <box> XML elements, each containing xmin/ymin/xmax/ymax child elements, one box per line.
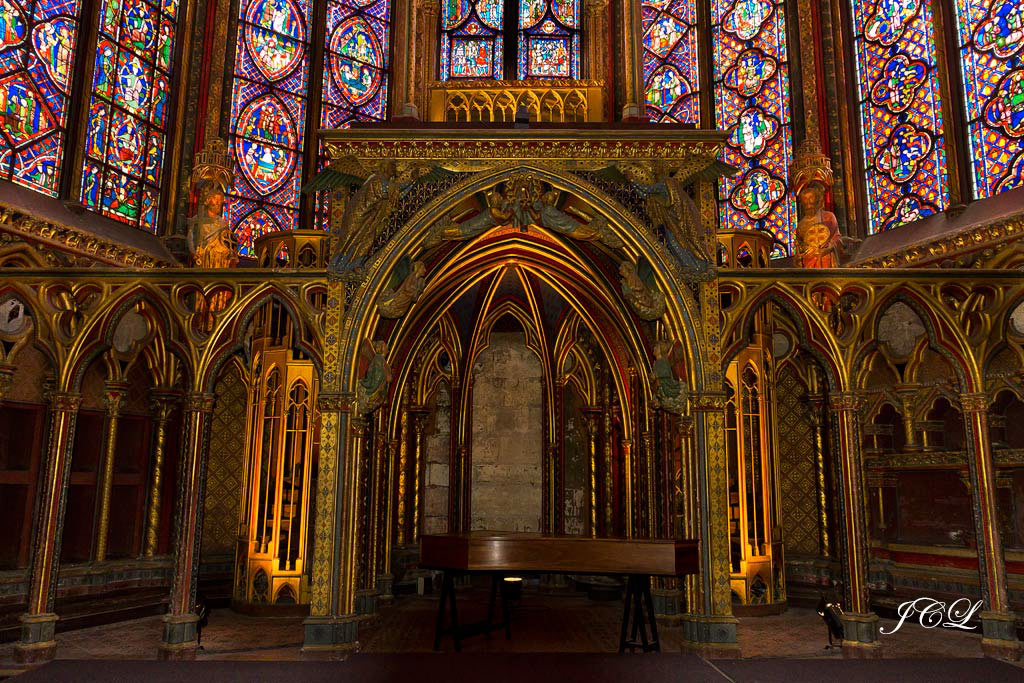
<box><xmin>12</xmin><ymin>654</ymin><xmax>1024</xmax><ymax>682</ymax></box>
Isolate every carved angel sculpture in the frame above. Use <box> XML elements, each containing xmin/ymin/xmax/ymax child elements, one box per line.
<box><xmin>650</xmin><ymin>340</ymin><xmax>688</xmax><ymax>414</ymax></box>
<box><xmin>377</xmin><ymin>257</ymin><xmax>426</xmax><ymax>318</ymax></box>
<box><xmin>620</xmin><ymin>258</ymin><xmax>666</xmax><ymax>320</ymax></box>
<box><xmin>534</xmin><ymin>190</ymin><xmax>624</xmax><ymax>249</ymax></box>
<box><xmin>330</xmin><ymin>161</ymin><xmax>400</xmax><ymax>272</ymax></box>
<box><xmin>357</xmin><ymin>339</ymin><xmax>392</xmax><ymax>415</ymax></box>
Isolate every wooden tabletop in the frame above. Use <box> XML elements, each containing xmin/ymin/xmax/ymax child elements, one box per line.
<box><xmin>420</xmin><ymin>532</ymin><xmax>699</xmax><ymax>577</ymax></box>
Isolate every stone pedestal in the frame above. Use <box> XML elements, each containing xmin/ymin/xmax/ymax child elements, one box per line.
<box><xmin>301</xmin><ymin>615</ymin><xmax>360</xmax><ymax>658</ymax></box>
<box><xmin>13</xmin><ymin>613</ymin><xmax>58</xmax><ymax>664</ymax></box>
<box><xmin>981</xmin><ymin>611</ymin><xmax>1022</xmax><ymax>660</ymax></box>
<box><xmin>840</xmin><ymin>612</ymin><xmax>881</xmax><ymax>658</ymax></box>
<box><xmin>678</xmin><ymin>614</ymin><xmax>740</xmax><ymax>658</ymax></box>
<box><xmin>156</xmin><ymin>613</ymin><xmax>199</xmax><ymax>660</ymax></box>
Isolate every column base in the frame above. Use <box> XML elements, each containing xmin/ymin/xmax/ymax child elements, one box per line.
<box><xmin>302</xmin><ymin>615</ymin><xmax>360</xmax><ymax>658</ymax></box>
<box><xmin>840</xmin><ymin>612</ymin><xmax>881</xmax><ymax>658</ymax></box>
<box><xmin>652</xmin><ymin>586</ymin><xmax>682</xmax><ymax>625</ymax></box>
<box><xmin>621</xmin><ymin>104</ymin><xmax>646</xmax><ymax>123</ymax></box>
<box><xmin>14</xmin><ymin>613</ymin><xmax>58</xmax><ymax>664</ymax></box>
<box><xmin>981</xmin><ymin>611</ymin><xmax>1022</xmax><ymax>661</ymax></box>
<box><xmin>678</xmin><ymin>614</ymin><xmax>741</xmax><ymax>658</ymax></box>
<box><xmin>157</xmin><ymin>613</ymin><xmax>199</xmax><ymax>660</ymax></box>
<box><xmin>376</xmin><ymin>574</ymin><xmax>394</xmax><ymax>603</ymax></box>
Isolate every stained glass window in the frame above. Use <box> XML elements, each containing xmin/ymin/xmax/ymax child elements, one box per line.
<box><xmin>80</xmin><ymin>0</ymin><xmax>179</xmax><ymax>231</ymax></box>
<box><xmin>0</xmin><ymin>0</ymin><xmax>82</xmax><ymax>197</ymax></box>
<box><xmin>227</xmin><ymin>0</ymin><xmax>312</xmax><ymax>255</ymax></box>
<box><xmin>954</xmin><ymin>0</ymin><xmax>1024</xmax><ymax>198</ymax></box>
<box><xmin>643</xmin><ymin>0</ymin><xmax>699</xmax><ymax>123</ymax></box>
<box><xmin>518</xmin><ymin>0</ymin><xmax>579</xmax><ymax>79</ymax></box>
<box><xmin>440</xmin><ymin>0</ymin><xmax>504</xmax><ymax>79</ymax></box>
<box><xmin>850</xmin><ymin>0</ymin><xmax>948</xmax><ymax>234</ymax></box>
<box><xmin>317</xmin><ymin>0</ymin><xmax>391</xmax><ymax>228</ymax></box>
<box><xmin>713</xmin><ymin>0</ymin><xmax>795</xmax><ymax>252</ymax></box>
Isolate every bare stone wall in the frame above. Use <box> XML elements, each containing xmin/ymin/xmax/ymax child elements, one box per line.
<box><xmin>470</xmin><ymin>332</ymin><xmax>543</xmax><ymax>532</ymax></box>
<box><xmin>423</xmin><ymin>381</ymin><xmax>451</xmax><ymax>535</ymax></box>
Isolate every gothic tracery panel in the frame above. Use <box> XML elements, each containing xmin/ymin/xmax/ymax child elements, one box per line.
<box><xmin>954</xmin><ymin>0</ymin><xmax>1024</xmax><ymax>198</ymax></box>
<box><xmin>0</xmin><ymin>0</ymin><xmax>82</xmax><ymax>196</ymax></box>
<box><xmin>850</xmin><ymin>0</ymin><xmax>949</xmax><ymax>234</ymax></box>
<box><xmin>643</xmin><ymin>0</ymin><xmax>699</xmax><ymax>123</ymax></box>
<box><xmin>713</xmin><ymin>0</ymin><xmax>796</xmax><ymax>253</ymax></box>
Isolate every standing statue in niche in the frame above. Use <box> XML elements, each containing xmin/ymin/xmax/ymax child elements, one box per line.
<box><xmin>619</xmin><ymin>257</ymin><xmax>666</xmax><ymax>320</ymax></box>
<box><xmin>357</xmin><ymin>339</ymin><xmax>392</xmax><ymax>415</ymax></box>
<box><xmin>650</xmin><ymin>340</ymin><xmax>688</xmax><ymax>414</ymax></box>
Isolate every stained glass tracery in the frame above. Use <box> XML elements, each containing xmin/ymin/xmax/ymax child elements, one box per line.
<box><xmin>80</xmin><ymin>0</ymin><xmax>179</xmax><ymax>230</ymax></box>
<box><xmin>0</xmin><ymin>0</ymin><xmax>82</xmax><ymax>196</ymax></box>
<box><xmin>713</xmin><ymin>0</ymin><xmax>796</xmax><ymax>252</ymax></box>
<box><xmin>441</xmin><ymin>0</ymin><xmax>504</xmax><ymax>79</ymax></box>
<box><xmin>954</xmin><ymin>0</ymin><xmax>1024</xmax><ymax>198</ymax></box>
<box><xmin>643</xmin><ymin>0</ymin><xmax>699</xmax><ymax>123</ymax></box>
<box><xmin>850</xmin><ymin>0</ymin><xmax>948</xmax><ymax>234</ymax></box>
<box><xmin>228</xmin><ymin>0</ymin><xmax>311</xmax><ymax>255</ymax></box>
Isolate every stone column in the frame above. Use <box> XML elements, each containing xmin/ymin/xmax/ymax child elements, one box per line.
<box><xmin>960</xmin><ymin>393</ymin><xmax>1021</xmax><ymax>660</ymax></box>
<box><xmin>679</xmin><ymin>392</ymin><xmax>738</xmax><ymax>656</ymax></box>
<box><xmin>15</xmin><ymin>392</ymin><xmax>81</xmax><ymax>664</ymax></box>
<box><xmin>0</xmin><ymin>363</ymin><xmax>15</xmax><ymax>405</ymax></box>
<box><xmin>584</xmin><ymin>0</ymin><xmax>609</xmax><ymax>82</ymax></box>
<box><xmin>143</xmin><ymin>392</ymin><xmax>178</xmax><ymax>558</ymax></box>
<box><xmin>829</xmin><ymin>392</ymin><xmax>880</xmax><ymax>657</ymax></box>
<box><xmin>94</xmin><ymin>382</ymin><xmax>128</xmax><ymax>563</ymax></box>
<box><xmin>158</xmin><ymin>393</ymin><xmax>214</xmax><ymax>660</ymax></box>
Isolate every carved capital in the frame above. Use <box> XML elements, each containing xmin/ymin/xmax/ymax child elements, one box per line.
<box><xmin>959</xmin><ymin>393</ymin><xmax>991</xmax><ymax>414</ymax></box>
<box><xmin>319</xmin><ymin>392</ymin><xmax>355</xmax><ymax>413</ymax></box>
<box><xmin>149</xmin><ymin>390</ymin><xmax>180</xmax><ymax>418</ymax></box>
<box><xmin>690</xmin><ymin>391</ymin><xmax>727</xmax><ymax>412</ymax></box>
<box><xmin>183</xmin><ymin>392</ymin><xmax>215</xmax><ymax>414</ymax></box>
<box><xmin>49</xmin><ymin>392</ymin><xmax>81</xmax><ymax>413</ymax></box>
<box><xmin>829</xmin><ymin>392</ymin><xmax>863</xmax><ymax>413</ymax></box>
<box><xmin>103</xmin><ymin>381</ymin><xmax>129</xmax><ymax>416</ymax></box>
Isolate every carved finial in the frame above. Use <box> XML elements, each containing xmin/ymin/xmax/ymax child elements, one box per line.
<box><xmin>191</xmin><ymin>138</ymin><xmax>233</xmax><ymax>193</ymax></box>
<box><xmin>791</xmin><ymin>138</ymin><xmax>833</xmax><ymax>195</ymax></box>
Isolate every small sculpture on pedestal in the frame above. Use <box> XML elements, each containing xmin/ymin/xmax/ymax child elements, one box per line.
<box><xmin>650</xmin><ymin>340</ymin><xmax>688</xmax><ymax>414</ymax></box>
<box><xmin>188</xmin><ymin>138</ymin><xmax>238</xmax><ymax>269</ymax></box>
<box><xmin>791</xmin><ymin>140</ymin><xmax>858</xmax><ymax>269</ymax></box>
<box><xmin>357</xmin><ymin>339</ymin><xmax>392</xmax><ymax>415</ymax></box>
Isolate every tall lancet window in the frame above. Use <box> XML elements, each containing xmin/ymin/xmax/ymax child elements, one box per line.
<box><xmin>227</xmin><ymin>0</ymin><xmax>312</xmax><ymax>254</ymax></box>
<box><xmin>642</xmin><ymin>0</ymin><xmax>699</xmax><ymax>123</ymax></box>
<box><xmin>953</xmin><ymin>0</ymin><xmax>1024</xmax><ymax>198</ymax></box>
<box><xmin>228</xmin><ymin>0</ymin><xmax>393</xmax><ymax>253</ymax></box>
<box><xmin>439</xmin><ymin>0</ymin><xmax>580</xmax><ymax>80</ymax></box>
<box><xmin>713</xmin><ymin>0</ymin><xmax>796</xmax><ymax>253</ymax></box>
<box><xmin>0</xmin><ymin>0</ymin><xmax>82</xmax><ymax>197</ymax></box>
<box><xmin>82</xmin><ymin>0</ymin><xmax>183</xmax><ymax>230</ymax></box>
<box><xmin>850</xmin><ymin>0</ymin><xmax>948</xmax><ymax>234</ymax></box>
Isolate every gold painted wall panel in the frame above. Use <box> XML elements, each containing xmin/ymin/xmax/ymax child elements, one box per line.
<box><xmin>775</xmin><ymin>365</ymin><xmax>821</xmax><ymax>557</ymax></box>
<box><xmin>202</xmin><ymin>363</ymin><xmax>247</xmax><ymax>559</ymax></box>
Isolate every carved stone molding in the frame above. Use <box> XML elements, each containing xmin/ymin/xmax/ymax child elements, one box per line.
<box><xmin>856</xmin><ymin>215</ymin><xmax>1024</xmax><ymax>269</ymax></box>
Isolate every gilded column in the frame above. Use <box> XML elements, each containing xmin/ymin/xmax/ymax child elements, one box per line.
<box><xmin>94</xmin><ymin>382</ymin><xmax>128</xmax><ymax>563</ymax></box>
<box><xmin>681</xmin><ymin>391</ymin><xmax>738</xmax><ymax>654</ymax></box>
<box><xmin>897</xmin><ymin>386</ymin><xmax>920</xmax><ymax>450</ymax></box>
<box><xmin>678</xmin><ymin>415</ymin><xmax>699</xmax><ymax>611</ymax></box>
<box><xmin>621</xmin><ymin>439</ymin><xmax>632</xmax><ymax>538</ymax></box>
<box><xmin>143</xmin><ymin>392</ymin><xmax>178</xmax><ymax>558</ymax></box>
<box><xmin>157</xmin><ymin>392</ymin><xmax>215</xmax><ymax>661</ymax></box>
<box><xmin>396</xmin><ymin>404</ymin><xmax>409</xmax><ymax>545</ymax></box>
<box><xmin>602</xmin><ymin>385</ymin><xmax>613</xmax><ymax>535</ymax></box>
<box><xmin>960</xmin><ymin>393</ymin><xmax>1021</xmax><ymax>660</ymax></box>
<box><xmin>584</xmin><ymin>0</ymin><xmax>609</xmax><ymax>82</ymax></box>
<box><xmin>585</xmin><ymin>408</ymin><xmax>600</xmax><ymax>537</ymax></box>
<box><xmin>411</xmin><ymin>408</ymin><xmax>428</xmax><ymax>540</ymax></box>
<box><xmin>15</xmin><ymin>392</ymin><xmax>80</xmax><ymax>664</ymax></box>
<box><xmin>348</xmin><ymin>417</ymin><xmax>373</xmax><ymax>617</ymax></box>
<box><xmin>806</xmin><ymin>385</ymin><xmax>830</xmax><ymax>558</ymax></box>
<box><xmin>829</xmin><ymin>392</ymin><xmax>880</xmax><ymax>656</ymax></box>
<box><xmin>618</xmin><ymin>0</ymin><xmax>645</xmax><ymax>120</ymax></box>
<box><xmin>411</xmin><ymin>0</ymin><xmax>440</xmax><ymax>118</ymax></box>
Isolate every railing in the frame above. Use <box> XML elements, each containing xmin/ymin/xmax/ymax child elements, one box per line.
<box><xmin>428</xmin><ymin>80</ymin><xmax>605</xmax><ymax>123</ymax></box>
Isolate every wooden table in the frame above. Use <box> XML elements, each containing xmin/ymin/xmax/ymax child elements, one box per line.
<box><xmin>419</xmin><ymin>532</ymin><xmax>699</xmax><ymax>653</ymax></box>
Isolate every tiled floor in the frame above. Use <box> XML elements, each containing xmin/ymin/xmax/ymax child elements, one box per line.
<box><xmin>0</xmin><ymin>590</ymin><xmax>997</xmax><ymax>665</ymax></box>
